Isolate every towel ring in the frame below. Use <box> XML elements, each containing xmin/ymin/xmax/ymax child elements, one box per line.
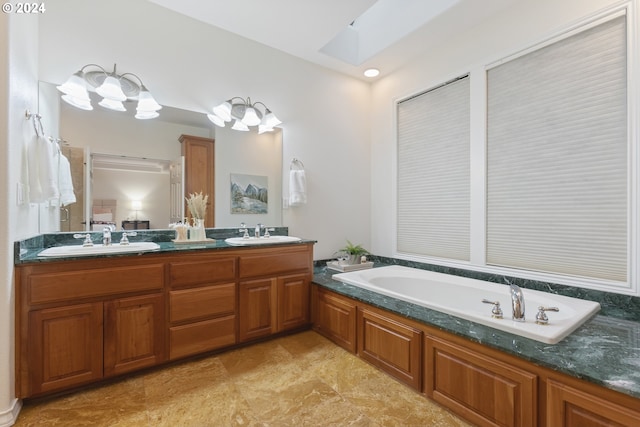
<box><xmin>290</xmin><ymin>158</ymin><xmax>305</xmax><ymax>170</ymax></box>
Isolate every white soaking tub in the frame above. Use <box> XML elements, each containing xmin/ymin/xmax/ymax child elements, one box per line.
<box><xmin>332</xmin><ymin>265</ymin><xmax>600</xmax><ymax>344</ymax></box>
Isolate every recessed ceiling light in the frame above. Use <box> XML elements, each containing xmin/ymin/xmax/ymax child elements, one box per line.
<box><xmin>364</xmin><ymin>68</ymin><xmax>380</xmax><ymax>77</ymax></box>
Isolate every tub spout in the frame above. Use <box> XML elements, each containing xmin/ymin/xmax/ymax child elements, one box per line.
<box><xmin>508</xmin><ymin>281</ymin><xmax>525</xmax><ymax>322</ymax></box>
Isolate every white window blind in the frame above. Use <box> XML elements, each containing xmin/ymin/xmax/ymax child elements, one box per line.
<box><xmin>486</xmin><ymin>15</ymin><xmax>628</xmax><ymax>282</ymax></box>
<box><xmin>397</xmin><ymin>76</ymin><xmax>470</xmax><ymax>261</ymax></box>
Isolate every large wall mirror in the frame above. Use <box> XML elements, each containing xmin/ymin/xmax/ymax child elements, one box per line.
<box><xmin>38</xmin><ymin>81</ymin><xmax>283</xmax><ymax>233</ymax></box>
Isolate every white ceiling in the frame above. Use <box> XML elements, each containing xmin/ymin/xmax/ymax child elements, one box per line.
<box><xmin>148</xmin><ymin>0</ymin><xmax>522</xmax><ymax>81</ymax></box>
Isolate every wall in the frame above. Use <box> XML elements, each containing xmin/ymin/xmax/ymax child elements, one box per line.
<box><xmin>38</xmin><ymin>0</ymin><xmax>372</xmax><ymax>259</ymax></box>
<box><xmin>369</xmin><ymin>0</ymin><xmax>631</xmax><ymax>284</ymax></box>
<box><xmin>215</xmin><ymin>126</ymin><xmax>282</xmax><ymax>228</ymax></box>
<box><xmin>1</xmin><ymin>11</ymin><xmax>39</xmax><ymax>427</ymax></box>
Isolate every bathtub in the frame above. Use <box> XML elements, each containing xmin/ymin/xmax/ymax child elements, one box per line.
<box><xmin>332</xmin><ymin>265</ymin><xmax>601</xmax><ymax>344</ymax></box>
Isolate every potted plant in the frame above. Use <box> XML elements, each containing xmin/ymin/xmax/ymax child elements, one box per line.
<box><xmin>340</xmin><ymin>240</ymin><xmax>369</xmax><ymax>265</ymax></box>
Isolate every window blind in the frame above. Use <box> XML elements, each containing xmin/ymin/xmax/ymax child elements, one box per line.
<box><xmin>486</xmin><ymin>15</ymin><xmax>628</xmax><ymax>282</ymax></box>
<box><xmin>397</xmin><ymin>76</ymin><xmax>470</xmax><ymax>261</ymax></box>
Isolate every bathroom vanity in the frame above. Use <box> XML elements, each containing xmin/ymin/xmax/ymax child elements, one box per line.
<box><xmin>15</xmin><ymin>240</ymin><xmax>314</xmax><ymax>398</ymax></box>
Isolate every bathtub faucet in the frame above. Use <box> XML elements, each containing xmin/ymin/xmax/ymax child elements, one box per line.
<box><xmin>507</xmin><ymin>280</ymin><xmax>525</xmax><ymax>322</ymax></box>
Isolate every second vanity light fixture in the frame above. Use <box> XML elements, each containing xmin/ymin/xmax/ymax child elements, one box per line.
<box><xmin>56</xmin><ymin>64</ymin><xmax>162</xmax><ymax>119</ymax></box>
<box><xmin>207</xmin><ymin>97</ymin><xmax>282</xmax><ymax>133</ymax></box>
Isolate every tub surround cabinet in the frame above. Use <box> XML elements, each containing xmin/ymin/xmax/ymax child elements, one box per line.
<box><xmin>15</xmin><ymin>243</ymin><xmax>314</xmax><ymax>398</ymax></box>
<box><xmin>312</xmin><ymin>285</ymin><xmax>640</xmax><ymax>427</ymax></box>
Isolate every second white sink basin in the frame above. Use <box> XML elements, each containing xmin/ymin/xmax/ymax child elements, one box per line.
<box><xmin>225</xmin><ymin>236</ymin><xmax>302</xmax><ymax>246</ymax></box>
<box><xmin>38</xmin><ymin>242</ymin><xmax>160</xmax><ymax>257</ymax></box>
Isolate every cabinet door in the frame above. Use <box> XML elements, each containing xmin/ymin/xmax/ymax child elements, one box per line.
<box><xmin>277</xmin><ymin>273</ymin><xmax>310</xmax><ymax>332</ymax></box>
<box><xmin>104</xmin><ymin>294</ymin><xmax>165</xmax><ymax>376</ymax></box>
<box><xmin>29</xmin><ymin>303</ymin><xmax>103</xmax><ymax>395</ymax></box>
<box><xmin>547</xmin><ymin>379</ymin><xmax>640</xmax><ymax>427</ymax></box>
<box><xmin>312</xmin><ymin>287</ymin><xmax>357</xmax><ymax>353</ymax></box>
<box><xmin>239</xmin><ymin>278</ymin><xmax>276</xmax><ymax>342</ymax></box>
<box><xmin>358</xmin><ymin>308</ymin><xmax>422</xmax><ymax>390</ymax></box>
<box><xmin>180</xmin><ymin>134</ymin><xmax>215</xmax><ymax>227</ymax></box>
<box><xmin>425</xmin><ymin>335</ymin><xmax>537</xmax><ymax>427</ymax></box>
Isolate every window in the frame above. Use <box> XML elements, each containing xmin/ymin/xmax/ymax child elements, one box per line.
<box><xmin>486</xmin><ymin>15</ymin><xmax>628</xmax><ymax>282</ymax></box>
<box><xmin>395</xmin><ymin>7</ymin><xmax>634</xmax><ymax>292</ymax></box>
<box><xmin>397</xmin><ymin>76</ymin><xmax>470</xmax><ymax>261</ymax></box>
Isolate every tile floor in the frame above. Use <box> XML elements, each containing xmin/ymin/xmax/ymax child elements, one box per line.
<box><xmin>14</xmin><ymin>331</ymin><xmax>472</xmax><ymax>426</ymax></box>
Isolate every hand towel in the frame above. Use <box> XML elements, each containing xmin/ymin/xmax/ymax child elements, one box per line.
<box><xmin>58</xmin><ymin>153</ymin><xmax>76</xmax><ymax>206</ymax></box>
<box><xmin>38</xmin><ymin>136</ymin><xmax>59</xmax><ymax>201</ymax></box>
<box><xmin>289</xmin><ymin>169</ymin><xmax>307</xmax><ymax>206</ymax></box>
<box><xmin>27</xmin><ymin>135</ymin><xmax>60</xmax><ymax>203</ymax></box>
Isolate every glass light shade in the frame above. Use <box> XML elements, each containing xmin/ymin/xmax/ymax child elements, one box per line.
<box><xmin>207</xmin><ymin>113</ymin><xmax>225</xmax><ymax>127</ymax></box>
<box><xmin>212</xmin><ymin>101</ymin><xmax>232</xmax><ymax>122</ymax></box>
<box><xmin>258</xmin><ymin>124</ymin><xmax>274</xmax><ymax>134</ymax></box>
<box><xmin>137</xmin><ymin>88</ymin><xmax>162</xmax><ymax>112</ymax></box>
<box><xmin>364</xmin><ymin>68</ymin><xmax>380</xmax><ymax>77</ymax></box>
<box><xmin>262</xmin><ymin>110</ymin><xmax>282</xmax><ymax>128</ymax></box>
<box><xmin>135</xmin><ymin>110</ymin><xmax>159</xmax><ymax>120</ymax></box>
<box><xmin>99</xmin><ymin>98</ymin><xmax>126</xmax><ymax>111</ymax></box>
<box><xmin>241</xmin><ymin>106</ymin><xmax>261</xmax><ymax>126</ymax></box>
<box><xmin>231</xmin><ymin>119</ymin><xmax>249</xmax><ymax>131</ymax></box>
<box><xmin>61</xmin><ymin>94</ymin><xmax>93</xmax><ymax>111</ymax></box>
<box><xmin>96</xmin><ymin>75</ymin><xmax>127</xmax><ymax>101</ymax></box>
<box><xmin>57</xmin><ymin>71</ymin><xmax>91</xmax><ymax>101</ymax></box>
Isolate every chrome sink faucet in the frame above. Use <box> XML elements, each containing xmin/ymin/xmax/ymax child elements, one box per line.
<box><xmin>103</xmin><ymin>226</ymin><xmax>113</xmax><ymax>246</ymax></box>
<box><xmin>507</xmin><ymin>280</ymin><xmax>525</xmax><ymax>322</ymax></box>
<box><xmin>255</xmin><ymin>223</ymin><xmax>263</xmax><ymax>238</ymax></box>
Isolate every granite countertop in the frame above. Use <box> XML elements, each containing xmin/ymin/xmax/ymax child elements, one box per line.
<box><xmin>313</xmin><ymin>264</ymin><xmax>640</xmax><ymax>400</ymax></box>
<box><xmin>15</xmin><ymin>228</ymin><xmax>316</xmax><ymax>264</ymax></box>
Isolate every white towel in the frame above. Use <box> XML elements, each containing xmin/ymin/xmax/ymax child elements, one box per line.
<box><xmin>58</xmin><ymin>153</ymin><xmax>76</xmax><ymax>206</ymax></box>
<box><xmin>27</xmin><ymin>135</ymin><xmax>59</xmax><ymax>203</ymax></box>
<box><xmin>289</xmin><ymin>169</ymin><xmax>307</xmax><ymax>206</ymax></box>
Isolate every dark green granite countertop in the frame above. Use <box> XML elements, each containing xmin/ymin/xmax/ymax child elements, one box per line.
<box><xmin>313</xmin><ymin>264</ymin><xmax>640</xmax><ymax>400</ymax></box>
<box><xmin>15</xmin><ymin>227</ymin><xmax>316</xmax><ymax>264</ymax></box>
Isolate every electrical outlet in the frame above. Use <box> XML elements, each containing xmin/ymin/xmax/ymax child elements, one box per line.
<box><xmin>16</xmin><ymin>182</ymin><xmax>27</xmax><ymax>205</ymax></box>
<box><xmin>282</xmin><ymin>197</ymin><xmax>289</xmax><ymax>209</ymax></box>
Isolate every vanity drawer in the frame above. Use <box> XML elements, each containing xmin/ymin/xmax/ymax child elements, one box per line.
<box><xmin>169</xmin><ymin>257</ymin><xmax>236</xmax><ymax>287</ymax></box>
<box><xmin>28</xmin><ymin>264</ymin><xmax>164</xmax><ymax>305</ymax></box>
<box><xmin>239</xmin><ymin>246</ymin><xmax>312</xmax><ymax>278</ymax></box>
<box><xmin>169</xmin><ymin>315</ymin><xmax>236</xmax><ymax>360</ymax></box>
<box><xmin>169</xmin><ymin>282</ymin><xmax>236</xmax><ymax>323</ymax></box>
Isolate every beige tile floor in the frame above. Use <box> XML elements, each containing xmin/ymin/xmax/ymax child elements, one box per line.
<box><xmin>14</xmin><ymin>331</ymin><xmax>472</xmax><ymax>427</ymax></box>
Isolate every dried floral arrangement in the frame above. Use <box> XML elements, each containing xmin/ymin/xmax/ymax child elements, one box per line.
<box><xmin>185</xmin><ymin>192</ymin><xmax>208</xmax><ymax>219</ymax></box>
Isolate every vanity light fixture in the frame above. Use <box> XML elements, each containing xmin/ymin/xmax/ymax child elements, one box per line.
<box><xmin>208</xmin><ymin>97</ymin><xmax>282</xmax><ymax>133</ymax></box>
<box><xmin>56</xmin><ymin>64</ymin><xmax>162</xmax><ymax>119</ymax></box>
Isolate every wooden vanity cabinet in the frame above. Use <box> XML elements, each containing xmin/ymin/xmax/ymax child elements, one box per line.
<box><xmin>168</xmin><ymin>255</ymin><xmax>237</xmax><ymax>360</ymax></box>
<box><xmin>238</xmin><ymin>245</ymin><xmax>313</xmax><ymax>342</ymax></box>
<box><xmin>16</xmin><ymin>243</ymin><xmax>314</xmax><ymax>398</ymax></box>
<box><xmin>16</xmin><ymin>258</ymin><xmax>165</xmax><ymax>397</ymax></box>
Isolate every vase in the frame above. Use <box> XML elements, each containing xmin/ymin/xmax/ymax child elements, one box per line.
<box><xmin>190</xmin><ymin>218</ymin><xmax>206</xmax><ymax>241</ymax></box>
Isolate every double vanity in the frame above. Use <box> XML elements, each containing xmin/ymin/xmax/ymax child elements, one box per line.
<box><xmin>15</xmin><ymin>230</ymin><xmax>314</xmax><ymax>399</ymax></box>
<box><xmin>14</xmin><ymin>230</ymin><xmax>640</xmax><ymax>427</ymax></box>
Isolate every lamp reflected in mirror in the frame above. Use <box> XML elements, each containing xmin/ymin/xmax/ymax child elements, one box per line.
<box><xmin>131</xmin><ymin>200</ymin><xmax>142</xmax><ymax>220</ymax></box>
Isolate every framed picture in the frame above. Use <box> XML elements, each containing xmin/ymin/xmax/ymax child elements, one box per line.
<box><xmin>230</xmin><ymin>174</ymin><xmax>268</xmax><ymax>214</ymax></box>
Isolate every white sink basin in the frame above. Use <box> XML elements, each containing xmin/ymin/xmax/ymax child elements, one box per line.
<box><xmin>224</xmin><ymin>236</ymin><xmax>302</xmax><ymax>246</ymax></box>
<box><xmin>38</xmin><ymin>242</ymin><xmax>160</xmax><ymax>257</ymax></box>
<box><xmin>332</xmin><ymin>266</ymin><xmax>601</xmax><ymax>344</ymax></box>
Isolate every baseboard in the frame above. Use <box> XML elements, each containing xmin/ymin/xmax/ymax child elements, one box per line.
<box><xmin>0</xmin><ymin>398</ymin><xmax>22</xmax><ymax>427</ymax></box>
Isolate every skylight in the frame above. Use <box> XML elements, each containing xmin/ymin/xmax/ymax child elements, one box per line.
<box><xmin>320</xmin><ymin>0</ymin><xmax>460</xmax><ymax>65</ymax></box>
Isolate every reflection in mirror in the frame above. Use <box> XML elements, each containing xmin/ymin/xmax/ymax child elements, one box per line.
<box><xmin>38</xmin><ymin>81</ymin><xmax>283</xmax><ymax>233</ymax></box>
